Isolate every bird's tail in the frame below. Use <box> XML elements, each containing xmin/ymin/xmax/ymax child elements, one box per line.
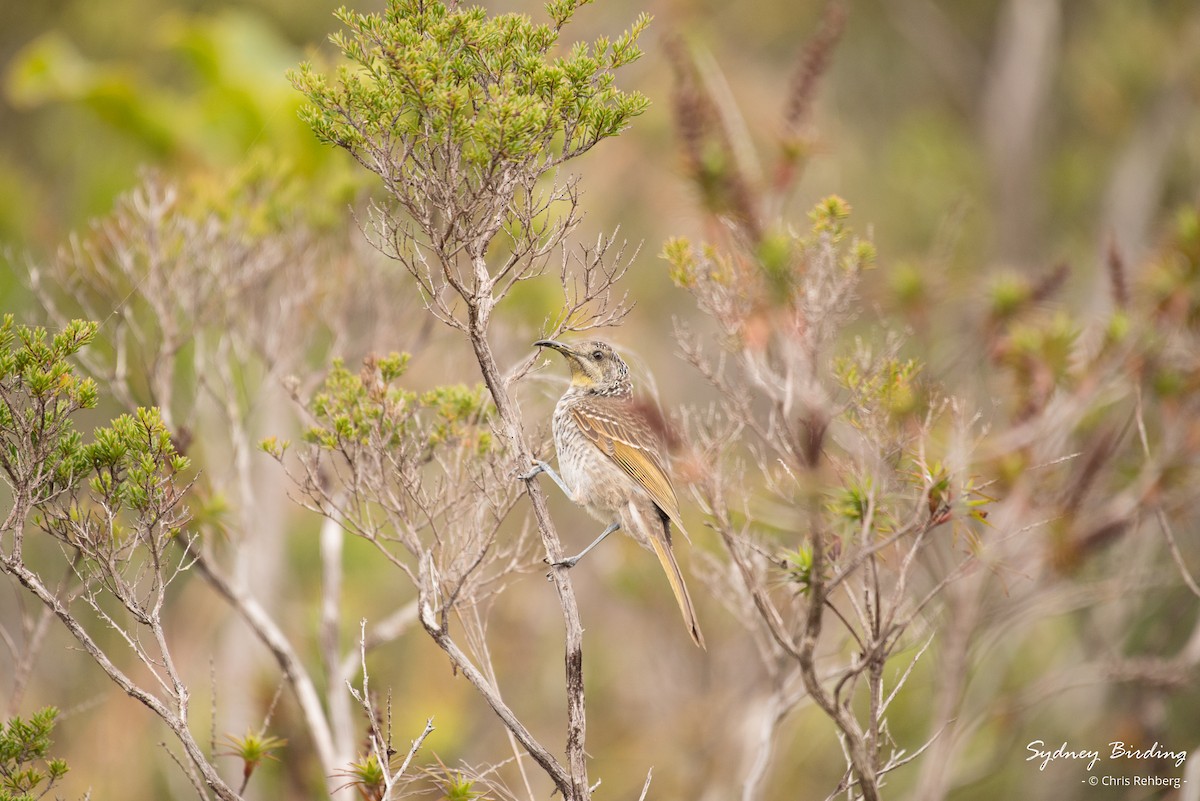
<box><xmin>649</xmin><ymin>523</ymin><xmax>706</xmax><ymax>649</ymax></box>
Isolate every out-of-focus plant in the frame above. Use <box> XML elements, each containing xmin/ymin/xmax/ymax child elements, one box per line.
<box><xmin>16</xmin><ymin>167</ymin><xmax>436</xmax><ymax>795</ymax></box>
<box><xmin>662</xmin><ymin>11</ymin><xmax>969</xmax><ymax>798</ymax></box>
<box><xmin>661</xmin><ymin>5</ymin><xmax>1200</xmax><ymax>798</ymax></box>
<box><xmin>0</xmin><ymin>317</ymin><xmax>255</xmax><ymax>799</ymax></box>
<box><xmin>264</xmin><ymin>353</ymin><xmax>519</xmax><ymax>619</ymax></box>
<box><xmin>666</xmin><ymin>197</ymin><xmax>983</xmax><ymax>801</ymax></box>
<box><xmin>219</xmin><ymin>730</ymin><xmax>287</xmax><ymax>795</ymax></box>
<box><xmin>2</xmin><ymin>9</ymin><xmax>363</xmax><ymax>243</ymax></box>
<box><xmin>0</xmin><ymin>707</ymin><xmax>69</xmax><ymax>801</ymax></box>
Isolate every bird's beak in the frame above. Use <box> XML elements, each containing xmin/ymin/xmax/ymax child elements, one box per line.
<box><xmin>533</xmin><ymin>339</ymin><xmax>572</xmax><ymax>355</ymax></box>
<box><xmin>535</xmin><ymin>339</ymin><xmax>595</xmax><ymax>387</ymax></box>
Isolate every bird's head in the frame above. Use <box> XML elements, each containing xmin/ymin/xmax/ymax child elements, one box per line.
<box><xmin>534</xmin><ymin>339</ymin><xmax>630</xmax><ymax>394</ymax></box>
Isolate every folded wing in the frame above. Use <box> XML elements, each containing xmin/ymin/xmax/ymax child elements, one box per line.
<box><xmin>568</xmin><ymin>397</ymin><xmax>687</xmax><ymax>539</ymax></box>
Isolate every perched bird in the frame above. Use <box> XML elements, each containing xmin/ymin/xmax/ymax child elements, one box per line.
<box><xmin>522</xmin><ymin>339</ymin><xmax>705</xmax><ymax>648</ymax></box>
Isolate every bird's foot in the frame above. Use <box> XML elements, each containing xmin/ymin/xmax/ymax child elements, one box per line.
<box><xmin>543</xmin><ymin>554</ymin><xmax>580</xmax><ymax>579</ymax></box>
<box><xmin>517</xmin><ymin>460</ymin><xmax>550</xmax><ymax>482</ymax></box>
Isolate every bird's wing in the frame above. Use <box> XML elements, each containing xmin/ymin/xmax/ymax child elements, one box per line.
<box><xmin>569</xmin><ymin>397</ymin><xmax>686</xmax><ymax>537</ymax></box>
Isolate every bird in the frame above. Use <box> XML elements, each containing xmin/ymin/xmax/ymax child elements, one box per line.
<box><xmin>521</xmin><ymin>339</ymin><xmax>705</xmax><ymax>648</ymax></box>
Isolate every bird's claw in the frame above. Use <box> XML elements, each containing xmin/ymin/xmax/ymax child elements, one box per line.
<box><xmin>542</xmin><ymin>555</ymin><xmax>579</xmax><ymax>579</ymax></box>
<box><xmin>517</xmin><ymin>460</ymin><xmax>549</xmax><ymax>482</ymax></box>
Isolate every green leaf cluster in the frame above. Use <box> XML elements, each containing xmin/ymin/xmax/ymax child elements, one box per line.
<box><xmin>0</xmin><ymin>318</ymin><xmax>190</xmax><ymax>557</ymax></box>
<box><xmin>0</xmin><ymin>317</ymin><xmax>98</xmax><ymax>501</ymax></box>
<box><xmin>806</xmin><ymin>196</ymin><xmax>876</xmax><ymax>271</ymax></box>
<box><xmin>807</xmin><ymin>194</ymin><xmax>853</xmax><ymax>242</ymax></box>
<box><xmin>827</xmin><ymin>476</ymin><xmax>875</xmax><ymax>525</ymax></box>
<box><xmin>834</xmin><ymin>356</ymin><xmax>923</xmax><ymax>423</ymax></box>
<box><xmin>662</xmin><ymin>196</ymin><xmax>875</xmax><ymax>318</ymax></box>
<box><xmin>334</xmin><ymin>753</ymin><xmax>386</xmax><ymax>800</ymax></box>
<box><xmin>1146</xmin><ymin>205</ymin><xmax>1200</xmax><ymax>329</ymax></box>
<box><xmin>0</xmin><ymin>708</ymin><xmax>68</xmax><ymax>801</ymax></box>
<box><xmin>1003</xmin><ymin>313</ymin><xmax>1078</xmax><ymax>380</ymax></box>
<box><xmin>297</xmin><ymin>354</ymin><xmax>495</xmax><ymax>458</ymax></box>
<box><xmin>437</xmin><ymin>770</ymin><xmax>486</xmax><ymax>801</ymax></box>
<box><xmin>662</xmin><ymin>237</ymin><xmax>732</xmax><ymax>290</ymax></box>
<box><xmin>783</xmin><ymin>544</ymin><xmax>817</xmax><ymax>596</ymax></box>
<box><xmin>986</xmin><ymin>271</ymin><xmax>1033</xmax><ymax>321</ymax></box>
<box><xmin>910</xmin><ymin>459</ymin><xmax>993</xmax><ymax>540</ymax></box>
<box><xmin>83</xmin><ymin>407</ymin><xmax>191</xmax><ymax>519</ymax></box>
<box><xmin>290</xmin><ymin>0</ymin><xmax>649</xmax><ymax>184</ymax></box>
<box><xmin>220</xmin><ymin>730</ymin><xmax>286</xmax><ymax>786</ymax></box>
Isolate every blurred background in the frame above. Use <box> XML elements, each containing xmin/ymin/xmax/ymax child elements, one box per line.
<box><xmin>2</xmin><ymin>0</ymin><xmax>1199</xmax><ymax>799</ymax></box>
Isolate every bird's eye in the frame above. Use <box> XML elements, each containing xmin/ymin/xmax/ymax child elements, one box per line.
<box><xmin>591</xmin><ymin>350</ymin><xmax>604</xmax><ymax>361</ymax></box>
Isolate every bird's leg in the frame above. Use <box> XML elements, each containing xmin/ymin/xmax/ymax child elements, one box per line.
<box><xmin>550</xmin><ymin>521</ymin><xmax>621</xmax><ymax>569</ymax></box>
<box><xmin>523</xmin><ymin>460</ymin><xmax>616</xmax><ymax>569</ymax></box>
<box><xmin>519</xmin><ymin>460</ymin><xmax>574</xmax><ymax>499</ymax></box>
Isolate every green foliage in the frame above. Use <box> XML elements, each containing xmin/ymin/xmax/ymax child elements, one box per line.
<box><xmin>0</xmin><ymin>317</ymin><xmax>190</xmax><ymax>566</ymax></box>
<box><xmin>827</xmin><ymin>476</ymin><xmax>875</xmax><ymax>525</ymax></box>
<box><xmin>992</xmin><ymin>311</ymin><xmax>1080</xmax><ymax>417</ymax></box>
<box><xmin>834</xmin><ymin>356</ymin><xmax>923</xmax><ymax>423</ymax></box>
<box><xmin>0</xmin><ymin>316</ymin><xmax>98</xmax><ymax>502</ymax></box>
<box><xmin>2</xmin><ymin>10</ymin><xmax>361</xmax><ymax>240</ymax></box>
<box><xmin>421</xmin><ymin>385</ymin><xmax>494</xmax><ymax>452</ymax></box>
<box><xmin>291</xmin><ymin>0</ymin><xmax>649</xmax><ymax>170</ymax></box>
<box><xmin>297</xmin><ymin>354</ymin><xmax>494</xmax><ymax>457</ymax></box>
<box><xmin>1006</xmin><ymin>313</ymin><xmax>1077</xmax><ymax>377</ymax></box>
<box><xmin>421</xmin><ymin>760</ymin><xmax>488</xmax><ymax>801</ymax></box>
<box><xmin>807</xmin><ymin>194</ymin><xmax>852</xmax><ymax>242</ymax></box>
<box><xmin>755</xmin><ymin>230</ymin><xmax>797</xmax><ymax>301</ymax></box>
<box><xmin>1146</xmin><ymin>205</ymin><xmax>1200</xmax><ymax>325</ymax></box>
<box><xmin>436</xmin><ymin>771</ymin><xmax>485</xmax><ymax>801</ymax></box>
<box><xmin>0</xmin><ymin>707</ymin><xmax>69</xmax><ymax>801</ymax></box>
<box><xmin>660</xmin><ymin>236</ymin><xmax>691</xmax><ymax>285</ymax></box>
<box><xmin>335</xmin><ymin>753</ymin><xmax>386</xmax><ymax>801</ymax></box>
<box><xmin>289</xmin><ymin>0</ymin><xmax>649</xmax><ymax>275</ymax></box>
<box><xmin>783</xmin><ymin>544</ymin><xmax>816</xmax><ymax>595</ymax></box>
<box><xmin>220</xmin><ymin>730</ymin><xmax>286</xmax><ymax>788</ymax></box>
<box><xmin>913</xmin><ymin>460</ymin><xmax>992</xmax><ymax>529</ymax></box>
<box><xmin>662</xmin><ymin>196</ymin><xmax>874</xmax><ymax>336</ymax></box>
<box><xmin>83</xmin><ymin>408</ymin><xmax>190</xmax><ymax>515</ymax></box>
<box><xmin>0</xmin><ymin>317</ymin><xmax>98</xmax><ymax>411</ymax></box>
<box><xmin>887</xmin><ymin>261</ymin><xmax>926</xmax><ymax>313</ymax></box>
<box><xmin>987</xmin><ymin>271</ymin><xmax>1033</xmax><ymax>320</ymax></box>
<box><xmin>305</xmin><ymin>355</ymin><xmax>415</xmax><ymax>449</ymax></box>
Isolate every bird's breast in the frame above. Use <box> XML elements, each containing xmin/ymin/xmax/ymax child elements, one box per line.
<box><xmin>551</xmin><ymin>398</ymin><xmax>640</xmax><ymax>519</ymax></box>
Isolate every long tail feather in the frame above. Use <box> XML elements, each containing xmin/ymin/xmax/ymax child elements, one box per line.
<box><xmin>649</xmin><ymin>525</ymin><xmax>705</xmax><ymax>649</ymax></box>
